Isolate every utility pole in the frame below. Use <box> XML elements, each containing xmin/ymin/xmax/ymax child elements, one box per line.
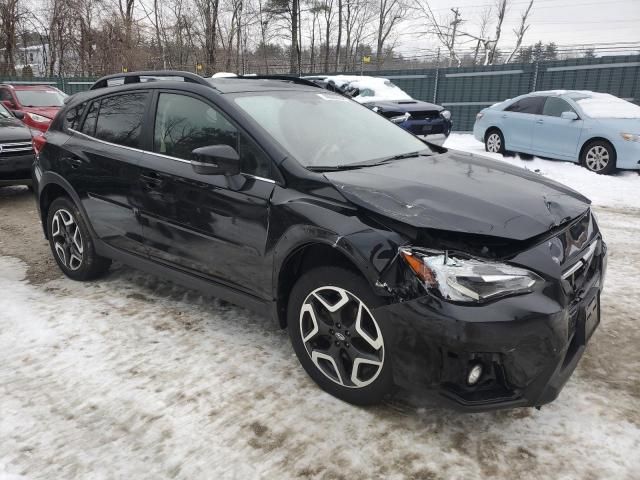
<box><xmin>449</xmin><ymin>7</ymin><xmax>462</xmax><ymax>67</ymax></box>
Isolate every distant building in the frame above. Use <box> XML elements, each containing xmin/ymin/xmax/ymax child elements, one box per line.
<box><xmin>15</xmin><ymin>44</ymin><xmax>49</xmax><ymax>76</ymax></box>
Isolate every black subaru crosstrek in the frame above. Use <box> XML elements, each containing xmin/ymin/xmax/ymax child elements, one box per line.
<box><xmin>33</xmin><ymin>71</ymin><xmax>606</xmax><ymax>410</ymax></box>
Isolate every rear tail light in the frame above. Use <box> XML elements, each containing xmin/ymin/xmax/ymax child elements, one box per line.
<box><xmin>32</xmin><ymin>133</ymin><xmax>47</xmax><ymax>155</ymax></box>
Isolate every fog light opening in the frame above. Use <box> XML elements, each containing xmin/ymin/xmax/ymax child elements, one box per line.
<box><xmin>467</xmin><ymin>364</ymin><xmax>483</xmax><ymax>385</ymax></box>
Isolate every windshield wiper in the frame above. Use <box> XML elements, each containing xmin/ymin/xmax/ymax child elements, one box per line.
<box><xmin>307</xmin><ymin>164</ymin><xmax>369</xmax><ymax>172</ymax></box>
<box><xmin>377</xmin><ymin>150</ymin><xmax>430</xmax><ymax>163</ymax></box>
<box><xmin>307</xmin><ymin>149</ymin><xmax>432</xmax><ymax>172</ymax></box>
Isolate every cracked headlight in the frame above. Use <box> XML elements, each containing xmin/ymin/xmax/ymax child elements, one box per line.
<box><xmin>399</xmin><ymin>248</ymin><xmax>542</xmax><ymax>303</ymax></box>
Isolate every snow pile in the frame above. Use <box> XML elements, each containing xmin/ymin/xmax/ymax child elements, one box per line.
<box><xmin>324</xmin><ymin>75</ymin><xmax>413</xmax><ymax>103</ymax></box>
<box><xmin>573</xmin><ymin>92</ymin><xmax>640</xmax><ymax>119</ymax></box>
<box><xmin>211</xmin><ymin>72</ymin><xmax>237</xmax><ymax>78</ymax></box>
<box><xmin>444</xmin><ymin>134</ymin><xmax>640</xmax><ymax>210</ymax></box>
<box><xmin>1</xmin><ymin>250</ymin><xmax>640</xmax><ymax>479</ymax></box>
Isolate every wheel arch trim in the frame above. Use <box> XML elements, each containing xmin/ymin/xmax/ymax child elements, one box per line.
<box><xmin>271</xmin><ymin>226</ymin><xmax>389</xmax><ymax>328</ymax></box>
<box><xmin>580</xmin><ymin>136</ymin><xmax>617</xmax><ymax>158</ymax></box>
<box><xmin>37</xmin><ymin>172</ymin><xmax>95</xmax><ymax>240</ymax></box>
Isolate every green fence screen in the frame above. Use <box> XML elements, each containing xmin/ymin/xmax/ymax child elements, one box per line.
<box><xmin>2</xmin><ymin>55</ymin><xmax>638</xmax><ymax>132</ymax></box>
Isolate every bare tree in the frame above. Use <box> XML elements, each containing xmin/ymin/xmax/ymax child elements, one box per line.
<box><xmin>504</xmin><ymin>0</ymin><xmax>534</xmax><ymax>64</ymax></box>
<box><xmin>415</xmin><ymin>1</ymin><xmax>462</xmax><ymax>67</ymax></box>
<box><xmin>118</xmin><ymin>0</ymin><xmax>136</xmax><ymax>68</ymax></box>
<box><xmin>334</xmin><ymin>0</ymin><xmax>341</xmax><ymax>70</ymax></box>
<box><xmin>195</xmin><ymin>0</ymin><xmax>220</xmax><ymax>74</ymax></box>
<box><xmin>321</xmin><ymin>0</ymin><xmax>334</xmax><ymax>72</ymax></box>
<box><xmin>375</xmin><ymin>0</ymin><xmax>405</xmax><ymax>69</ymax></box>
<box><xmin>344</xmin><ymin>0</ymin><xmax>375</xmax><ymax>71</ymax></box>
<box><xmin>0</xmin><ymin>0</ymin><xmax>20</xmax><ymax>74</ymax></box>
<box><xmin>487</xmin><ymin>0</ymin><xmax>507</xmax><ymax>64</ymax></box>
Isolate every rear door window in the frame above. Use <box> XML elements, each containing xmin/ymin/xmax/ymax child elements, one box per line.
<box><xmin>505</xmin><ymin>96</ymin><xmax>545</xmax><ymax>114</ymax></box>
<box><xmin>542</xmin><ymin>97</ymin><xmax>576</xmax><ymax>117</ymax></box>
<box><xmin>93</xmin><ymin>92</ymin><xmax>149</xmax><ymax>148</ymax></box>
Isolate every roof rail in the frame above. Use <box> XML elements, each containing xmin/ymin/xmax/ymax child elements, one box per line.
<box><xmin>90</xmin><ymin>70</ymin><xmax>210</xmax><ymax>90</ymax></box>
<box><xmin>235</xmin><ymin>75</ymin><xmax>322</xmax><ymax>89</ymax></box>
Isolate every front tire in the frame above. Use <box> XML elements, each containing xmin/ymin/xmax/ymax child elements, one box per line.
<box><xmin>47</xmin><ymin>196</ymin><xmax>111</xmax><ymax>280</ymax></box>
<box><xmin>485</xmin><ymin>129</ymin><xmax>506</xmax><ymax>155</ymax></box>
<box><xmin>581</xmin><ymin>140</ymin><xmax>616</xmax><ymax>174</ymax></box>
<box><xmin>287</xmin><ymin>266</ymin><xmax>393</xmax><ymax>405</ymax></box>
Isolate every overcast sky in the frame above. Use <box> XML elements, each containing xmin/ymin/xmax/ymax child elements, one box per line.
<box><xmin>399</xmin><ymin>0</ymin><xmax>640</xmax><ymax>57</ymax></box>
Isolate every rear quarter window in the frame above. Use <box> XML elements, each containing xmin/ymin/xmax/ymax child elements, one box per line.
<box><xmin>64</xmin><ymin>102</ymin><xmax>87</xmax><ymax>130</ymax></box>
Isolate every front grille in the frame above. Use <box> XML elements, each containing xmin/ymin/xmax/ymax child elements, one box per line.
<box><xmin>410</xmin><ymin>111</ymin><xmax>441</xmax><ymax>121</ymax></box>
<box><xmin>408</xmin><ymin>123</ymin><xmax>445</xmax><ymax>135</ymax></box>
<box><xmin>0</xmin><ymin>141</ymin><xmax>33</xmax><ymax>157</ymax></box>
<box><xmin>562</xmin><ymin>240</ymin><xmax>598</xmax><ymax>301</ymax></box>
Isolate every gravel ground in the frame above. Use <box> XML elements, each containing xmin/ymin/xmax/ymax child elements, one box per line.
<box><xmin>1</xmin><ymin>181</ymin><xmax>639</xmax><ymax>480</ymax></box>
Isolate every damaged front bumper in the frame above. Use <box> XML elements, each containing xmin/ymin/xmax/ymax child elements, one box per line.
<box><xmin>373</xmin><ymin>234</ymin><xmax>606</xmax><ymax>411</ymax></box>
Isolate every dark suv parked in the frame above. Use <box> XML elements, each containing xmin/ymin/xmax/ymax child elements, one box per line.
<box><xmin>33</xmin><ymin>71</ymin><xmax>606</xmax><ymax>410</ymax></box>
<box><xmin>0</xmin><ymin>102</ymin><xmax>35</xmax><ymax>187</ymax></box>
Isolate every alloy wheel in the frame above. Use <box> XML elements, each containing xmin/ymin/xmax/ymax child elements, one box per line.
<box><xmin>299</xmin><ymin>286</ymin><xmax>385</xmax><ymax>388</ymax></box>
<box><xmin>585</xmin><ymin>145</ymin><xmax>610</xmax><ymax>172</ymax></box>
<box><xmin>51</xmin><ymin>208</ymin><xmax>84</xmax><ymax>271</ymax></box>
<box><xmin>486</xmin><ymin>133</ymin><xmax>501</xmax><ymax>153</ymax></box>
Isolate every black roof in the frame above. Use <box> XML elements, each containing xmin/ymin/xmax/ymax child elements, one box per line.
<box><xmin>61</xmin><ymin>71</ymin><xmax>324</xmax><ymax>110</ymax></box>
<box><xmin>87</xmin><ymin>70</ymin><xmax>320</xmax><ymax>94</ymax></box>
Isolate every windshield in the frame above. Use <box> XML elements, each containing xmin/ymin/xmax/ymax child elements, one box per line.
<box><xmin>233</xmin><ymin>91</ymin><xmax>430</xmax><ymax>169</ymax></box>
<box><xmin>0</xmin><ymin>103</ymin><xmax>11</xmax><ymax>118</ymax></box>
<box><xmin>15</xmin><ymin>89</ymin><xmax>67</xmax><ymax>107</ymax></box>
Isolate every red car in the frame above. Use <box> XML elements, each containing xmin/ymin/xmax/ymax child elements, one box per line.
<box><xmin>0</xmin><ymin>84</ymin><xmax>67</xmax><ymax>133</ymax></box>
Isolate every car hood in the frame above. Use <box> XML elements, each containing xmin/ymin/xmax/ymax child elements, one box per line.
<box><xmin>0</xmin><ymin>116</ymin><xmax>32</xmax><ymax>142</ymax></box>
<box><xmin>364</xmin><ymin>99</ymin><xmax>444</xmax><ymax>114</ymax></box>
<box><xmin>21</xmin><ymin>106</ymin><xmax>59</xmax><ymax>119</ymax></box>
<box><xmin>590</xmin><ymin>117</ymin><xmax>640</xmax><ymax>129</ymax></box>
<box><xmin>324</xmin><ymin>150</ymin><xmax>591</xmax><ymax>241</ymax></box>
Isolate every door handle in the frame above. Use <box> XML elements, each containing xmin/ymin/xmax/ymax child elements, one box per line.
<box><xmin>140</xmin><ymin>173</ymin><xmax>164</xmax><ymax>189</ymax></box>
<box><xmin>536</xmin><ymin>119</ymin><xmax>544</xmax><ymax>124</ymax></box>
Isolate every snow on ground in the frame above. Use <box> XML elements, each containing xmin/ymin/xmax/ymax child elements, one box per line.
<box><xmin>1</xmin><ymin>186</ymin><xmax>640</xmax><ymax>479</ymax></box>
<box><xmin>444</xmin><ymin>133</ymin><xmax>640</xmax><ymax>210</ymax></box>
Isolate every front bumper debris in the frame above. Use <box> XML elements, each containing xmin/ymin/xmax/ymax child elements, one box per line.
<box><xmin>374</xmin><ymin>234</ymin><xmax>606</xmax><ymax>411</ymax></box>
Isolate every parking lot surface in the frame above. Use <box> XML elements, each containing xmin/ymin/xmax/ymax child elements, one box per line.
<box><xmin>1</xmin><ymin>169</ymin><xmax>639</xmax><ymax>479</ymax></box>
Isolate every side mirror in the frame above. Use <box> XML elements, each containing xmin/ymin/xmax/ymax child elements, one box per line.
<box><xmin>1</xmin><ymin>100</ymin><xmax>15</xmax><ymax>110</ymax></box>
<box><xmin>12</xmin><ymin>110</ymin><xmax>24</xmax><ymax>120</ymax></box>
<box><xmin>190</xmin><ymin>144</ymin><xmax>241</xmax><ymax>176</ymax></box>
<box><xmin>561</xmin><ymin>111</ymin><xmax>578</xmax><ymax>121</ymax></box>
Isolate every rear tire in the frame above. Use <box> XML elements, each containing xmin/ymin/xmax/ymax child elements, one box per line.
<box><xmin>485</xmin><ymin>129</ymin><xmax>506</xmax><ymax>155</ymax></box>
<box><xmin>46</xmin><ymin>196</ymin><xmax>111</xmax><ymax>281</ymax></box>
<box><xmin>287</xmin><ymin>266</ymin><xmax>393</xmax><ymax>405</ymax></box>
<box><xmin>580</xmin><ymin>140</ymin><xmax>616</xmax><ymax>175</ymax></box>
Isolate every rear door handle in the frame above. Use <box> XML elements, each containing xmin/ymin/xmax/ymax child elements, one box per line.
<box><xmin>536</xmin><ymin>119</ymin><xmax>544</xmax><ymax>124</ymax></box>
<box><xmin>62</xmin><ymin>155</ymin><xmax>83</xmax><ymax>169</ymax></box>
